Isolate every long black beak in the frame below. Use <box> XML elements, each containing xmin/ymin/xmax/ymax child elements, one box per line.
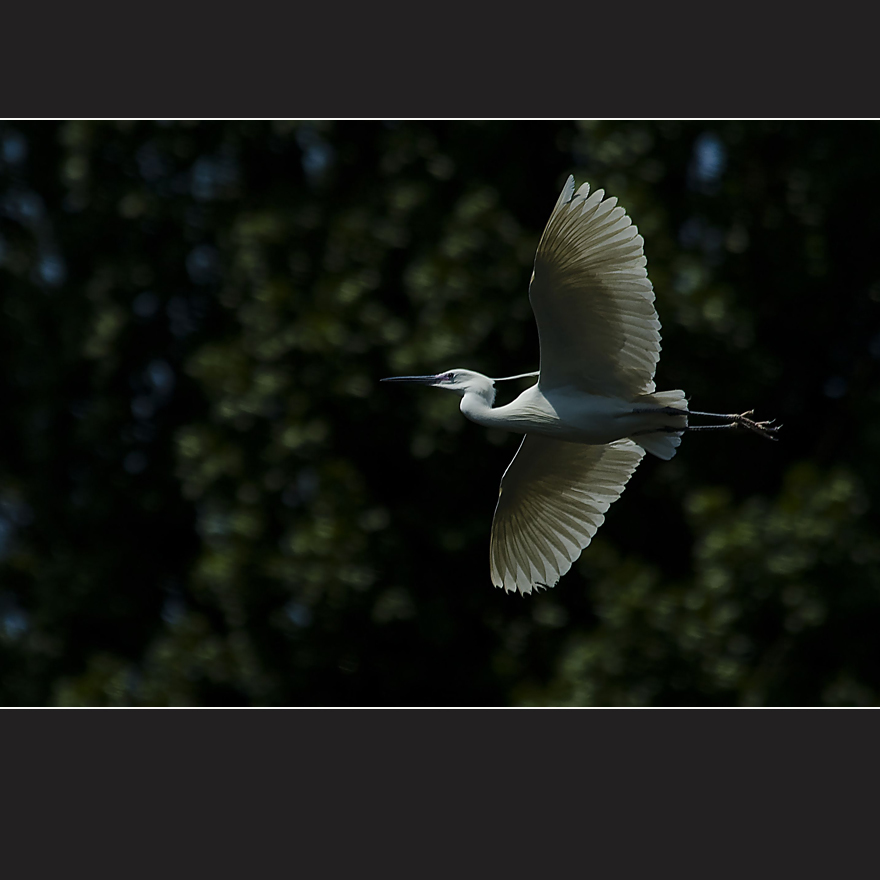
<box><xmin>380</xmin><ymin>375</ymin><xmax>438</xmax><ymax>384</ymax></box>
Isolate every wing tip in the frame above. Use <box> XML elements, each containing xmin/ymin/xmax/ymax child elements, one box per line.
<box><xmin>552</xmin><ymin>175</ymin><xmax>576</xmax><ymax>215</ymax></box>
<box><xmin>491</xmin><ymin>561</ymin><xmax>557</xmax><ymax>596</ymax></box>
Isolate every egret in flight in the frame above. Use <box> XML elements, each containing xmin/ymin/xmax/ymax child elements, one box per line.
<box><xmin>383</xmin><ymin>176</ymin><xmax>777</xmax><ymax>595</ymax></box>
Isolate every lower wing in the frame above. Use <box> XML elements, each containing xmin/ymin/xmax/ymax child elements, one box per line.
<box><xmin>489</xmin><ymin>435</ymin><xmax>645</xmax><ymax>594</ymax></box>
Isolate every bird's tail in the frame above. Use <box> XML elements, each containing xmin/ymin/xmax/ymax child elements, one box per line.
<box><xmin>631</xmin><ymin>389</ymin><xmax>688</xmax><ymax>461</ymax></box>
<box><xmin>648</xmin><ymin>389</ymin><xmax>688</xmax><ymax>410</ymax></box>
<box><xmin>634</xmin><ymin>431</ymin><xmax>682</xmax><ymax>460</ymax></box>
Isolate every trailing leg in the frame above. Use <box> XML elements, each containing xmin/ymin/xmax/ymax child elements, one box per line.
<box><xmin>629</xmin><ymin>406</ymin><xmax>781</xmax><ymax>441</ymax></box>
<box><xmin>687</xmin><ymin>409</ymin><xmax>780</xmax><ymax>441</ymax></box>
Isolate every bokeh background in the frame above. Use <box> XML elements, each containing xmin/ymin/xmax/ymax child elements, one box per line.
<box><xmin>0</xmin><ymin>120</ymin><xmax>878</xmax><ymax>706</ymax></box>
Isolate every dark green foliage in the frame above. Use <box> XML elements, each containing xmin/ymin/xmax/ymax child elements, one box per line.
<box><xmin>0</xmin><ymin>120</ymin><xmax>878</xmax><ymax>705</ymax></box>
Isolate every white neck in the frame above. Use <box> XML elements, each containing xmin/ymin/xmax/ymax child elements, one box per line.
<box><xmin>459</xmin><ymin>389</ymin><xmax>501</xmax><ymax>429</ymax></box>
<box><xmin>460</xmin><ymin>382</ymin><xmax>557</xmax><ymax>435</ymax></box>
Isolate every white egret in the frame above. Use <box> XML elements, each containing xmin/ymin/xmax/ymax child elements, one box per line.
<box><xmin>383</xmin><ymin>176</ymin><xmax>778</xmax><ymax>595</ymax></box>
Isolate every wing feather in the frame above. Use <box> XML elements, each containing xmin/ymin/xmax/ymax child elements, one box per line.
<box><xmin>530</xmin><ymin>176</ymin><xmax>661</xmax><ymax>397</ymax></box>
<box><xmin>489</xmin><ymin>435</ymin><xmax>646</xmax><ymax>595</ymax></box>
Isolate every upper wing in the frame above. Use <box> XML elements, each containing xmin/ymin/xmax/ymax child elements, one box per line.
<box><xmin>530</xmin><ymin>176</ymin><xmax>661</xmax><ymax>397</ymax></box>
<box><xmin>489</xmin><ymin>434</ymin><xmax>645</xmax><ymax>595</ymax></box>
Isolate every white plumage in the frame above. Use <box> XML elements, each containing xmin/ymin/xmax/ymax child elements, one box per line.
<box><xmin>383</xmin><ymin>176</ymin><xmax>778</xmax><ymax>594</ymax></box>
<box><xmin>489</xmin><ymin>436</ymin><xmax>645</xmax><ymax>595</ymax></box>
<box><xmin>531</xmin><ymin>178</ymin><xmax>660</xmax><ymax>397</ymax></box>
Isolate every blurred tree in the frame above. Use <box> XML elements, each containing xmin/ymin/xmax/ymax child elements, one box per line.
<box><xmin>0</xmin><ymin>120</ymin><xmax>878</xmax><ymax>706</ymax></box>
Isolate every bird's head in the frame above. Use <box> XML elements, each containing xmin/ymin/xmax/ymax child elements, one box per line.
<box><xmin>381</xmin><ymin>368</ymin><xmax>496</xmax><ymax>402</ymax></box>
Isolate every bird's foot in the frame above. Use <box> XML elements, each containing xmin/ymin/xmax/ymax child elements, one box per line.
<box><xmin>730</xmin><ymin>411</ymin><xmax>781</xmax><ymax>441</ymax></box>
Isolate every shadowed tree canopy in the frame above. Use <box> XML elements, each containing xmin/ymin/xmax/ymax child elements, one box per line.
<box><xmin>1</xmin><ymin>120</ymin><xmax>879</xmax><ymax>706</ymax></box>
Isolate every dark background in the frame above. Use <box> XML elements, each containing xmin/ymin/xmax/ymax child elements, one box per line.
<box><xmin>0</xmin><ymin>120</ymin><xmax>877</xmax><ymax>706</ymax></box>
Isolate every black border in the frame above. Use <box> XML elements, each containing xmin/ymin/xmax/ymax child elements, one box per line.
<box><xmin>7</xmin><ymin>708</ymin><xmax>879</xmax><ymax>872</ymax></box>
<box><xmin>1</xmin><ymin>8</ymin><xmax>876</xmax><ymax>118</ymax></box>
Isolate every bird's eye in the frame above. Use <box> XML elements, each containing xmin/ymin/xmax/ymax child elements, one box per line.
<box><xmin>442</xmin><ymin>373</ymin><xmax>454</xmax><ymax>382</ymax></box>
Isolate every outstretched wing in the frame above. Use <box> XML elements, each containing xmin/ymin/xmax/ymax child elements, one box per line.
<box><xmin>530</xmin><ymin>175</ymin><xmax>661</xmax><ymax>397</ymax></box>
<box><xmin>489</xmin><ymin>435</ymin><xmax>645</xmax><ymax>595</ymax></box>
